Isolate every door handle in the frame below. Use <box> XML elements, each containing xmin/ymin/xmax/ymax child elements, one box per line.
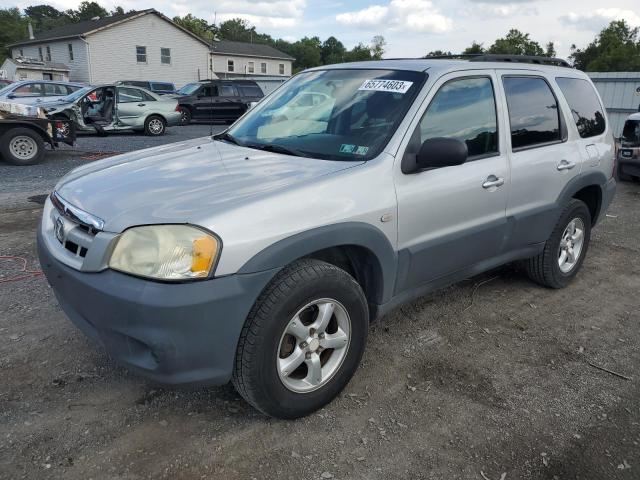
<box><xmin>137</xmin><ymin>103</ymin><xmax>146</xmax><ymax>107</ymax></box>
<box><xmin>557</xmin><ymin>159</ymin><xmax>576</xmax><ymax>171</ymax></box>
<box><xmin>482</xmin><ymin>176</ymin><xmax>505</xmax><ymax>189</ymax></box>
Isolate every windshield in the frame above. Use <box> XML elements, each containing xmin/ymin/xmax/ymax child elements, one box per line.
<box><xmin>62</xmin><ymin>86</ymin><xmax>93</xmax><ymax>102</ymax></box>
<box><xmin>622</xmin><ymin>119</ymin><xmax>640</xmax><ymax>146</ymax></box>
<box><xmin>228</xmin><ymin>69</ymin><xmax>426</xmax><ymax>161</ymax></box>
<box><xmin>177</xmin><ymin>83</ymin><xmax>201</xmax><ymax>95</ymax></box>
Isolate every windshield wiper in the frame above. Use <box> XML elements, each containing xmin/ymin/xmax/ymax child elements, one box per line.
<box><xmin>247</xmin><ymin>143</ymin><xmax>309</xmax><ymax>158</ymax></box>
<box><xmin>213</xmin><ymin>131</ymin><xmax>243</xmax><ymax>146</ymax></box>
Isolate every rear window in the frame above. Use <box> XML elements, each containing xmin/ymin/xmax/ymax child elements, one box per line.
<box><xmin>556</xmin><ymin>77</ymin><xmax>606</xmax><ymax>138</ymax></box>
<box><xmin>123</xmin><ymin>81</ymin><xmax>148</xmax><ymax>88</ymax></box>
<box><xmin>503</xmin><ymin>76</ymin><xmax>561</xmax><ymax>150</ymax></box>
<box><xmin>151</xmin><ymin>82</ymin><xmax>174</xmax><ymax>92</ymax></box>
<box><xmin>622</xmin><ymin>119</ymin><xmax>640</xmax><ymax>146</ymax></box>
<box><xmin>237</xmin><ymin>84</ymin><xmax>263</xmax><ymax>97</ymax></box>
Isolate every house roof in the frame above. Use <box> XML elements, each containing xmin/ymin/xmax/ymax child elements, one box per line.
<box><xmin>211</xmin><ymin>40</ymin><xmax>294</xmax><ymax>61</ymax></box>
<box><xmin>9</xmin><ymin>10</ymin><xmax>294</xmax><ymax>61</ymax></box>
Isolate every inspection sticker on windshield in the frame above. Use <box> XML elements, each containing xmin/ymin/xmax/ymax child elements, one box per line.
<box><xmin>358</xmin><ymin>79</ymin><xmax>413</xmax><ymax>94</ymax></box>
<box><xmin>340</xmin><ymin>144</ymin><xmax>369</xmax><ymax>155</ymax></box>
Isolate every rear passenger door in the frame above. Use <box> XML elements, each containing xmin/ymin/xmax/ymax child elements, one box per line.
<box><xmin>554</xmin><ymin>76</ymin><xmax>612</xmax><ymax>171</ymax></box>
<box><xmin>217</xmin><ymin>83</ymin><xmax>245</xmax><ymax>120</ymax></box>
<box><xmin>394</xmin><ymin>71</ymin><xmax>510</xmax><ymax>292</ymax></box>
<box><xmin>498</xmin><ymin>71</ymin><xmax>582</xmax><ymax>250</ymax></box>
<box><xmin>116</xmin><ymin>87</ymin><xmax>149</xmax><ymax>125</ymax></box>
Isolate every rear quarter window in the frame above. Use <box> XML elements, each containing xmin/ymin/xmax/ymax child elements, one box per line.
<box><xmin>238</xmin><ymin>85</ymin><xmax>263</xmax><ymax>97</ymax></box>
<box><xmin>503</xmin><ymin>76</ymin><xmax>561</xmax><ymax>150</ymax></box>
<box><xmin>555</xmin><ymin>77</ymin><xmax>606</xmax><ymax>138</ymax></box>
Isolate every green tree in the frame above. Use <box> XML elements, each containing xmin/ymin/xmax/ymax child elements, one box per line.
<box><xmin>0</xmin><ymin>8</ymin><xmax>27</xmax><ymax>64</ymax></box>
<box><xmin>291</xmin><ymin>36</ymin><xmax>322</xmax><ymax>71</ymax></box>
<box><xmin>69</xmin><ymin>1</ymin><xmax>109</xmax><ymax>22</ymax></box>
<box><xmin>488</xmin><ymin>29</ymin><xmax>544</xmax><ymax>56</ymax></box>
<box><xmin>370</xmin><ymin>35</ymin><xmax>386</xmax><ymax>60</ymax></box>
<box><xmin>321</xmin><ymin>36</ymin><xmax>346</xmax><ymax>65</ymax></box>
<box><xmin>174</xmin><ymin>14</ymin><xmax>215</xmax><ymax>42</ymax></box>
<box><xmin>570</xmin><ymin>20</ymin><xmax>640</xmax><ymax>71</ymax></box>
<box><xmin>24</xmin><ymin>5</ymin><xmax>70</xmax><ymax>32</ymax></box>
<box><xmin>425</xmin><ymin>50</ymin><xmax>452</xmax><ymax>57</ymax></box>
<box><xmin>344</xmin><ymin>43</ymin><xmax>373</xmax><ymax>62</ymax></box>
<box><xmin>545</xmin><ymin>41</ymin><xmax>556</xmax><ymax>57</ymax></box>
<box><xmin>462</xmin><ymin>41</ymin><xmax>484</xmax><ymax>54</ymax></box>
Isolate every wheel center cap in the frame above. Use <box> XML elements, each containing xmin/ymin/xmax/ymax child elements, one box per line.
<box><xmin>308</xmin><ymin>338</ymin><xmax>320</xmax><ymax>351</ymax></box>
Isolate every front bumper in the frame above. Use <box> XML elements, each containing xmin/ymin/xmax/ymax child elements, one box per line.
<box><xmin>37</xmin><ymin>228</ymin><xmax>278</xmax><ymax>385</ymax></box>
<box><xmin>165</xmin><ymin>111</ymin><xmax>182</xmax><ymax>127</ymax></box>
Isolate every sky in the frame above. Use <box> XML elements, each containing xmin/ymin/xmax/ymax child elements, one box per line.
<box><xmin>3</xmin><ymin>0</ymin><xmax>640</xmax><ymax>58</ymax></box>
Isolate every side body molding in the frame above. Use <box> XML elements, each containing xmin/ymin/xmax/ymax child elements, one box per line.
<box><xmin>237</xmin><ymin>222</ymin><xmax>398</xmax><ymax>305</ymax></box>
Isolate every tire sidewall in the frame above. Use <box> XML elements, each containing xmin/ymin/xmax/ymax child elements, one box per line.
<box><xmin>179</xmin><ymin>107</ymin><xmax>191</xmax><ymax>125</ymax></box>
<box><xmin>251</xmin><ymin>271</ymin><xmax>368</xmax><ymax>419</ymax></box>
<box><xmin>0</xmin><ymin>128</ymin><xmax>44</xmax><ymax>166</ymax></box>
<box><xmin>548</xmin><ymin>201</ymin><xmax>591</xmax><ymax>287</ymax></box>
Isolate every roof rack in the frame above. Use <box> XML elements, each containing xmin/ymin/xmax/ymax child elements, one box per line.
<box><xmin>423</xmin><ymin>54</ymin><xmax>572</xmax><ymax>68</ymax></box>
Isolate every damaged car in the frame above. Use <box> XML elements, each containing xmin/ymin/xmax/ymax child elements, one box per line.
<box><xmin>41</xmin><ymin>84</ymin><xmax>182</xmax><ymax>136</ymax></box>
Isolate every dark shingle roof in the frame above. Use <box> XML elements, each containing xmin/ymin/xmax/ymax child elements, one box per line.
<box><xmin>212</xmin><ymin>40</ymin><xmax>294</xmax><ymax>60</ymax></box>
<box><xmin>10</xmin><ymin>10</ymin><xmax>154</xmax><ymax>47</ymax></box>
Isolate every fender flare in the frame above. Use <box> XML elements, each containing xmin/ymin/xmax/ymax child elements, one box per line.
<box><xmin>237</xmin><ymin>222</ymin><xmax>398</xmax><ymax>304</ymax></box>
<box><xmin>556</xmin><ymin>170</ymin><xmax>608</xmax><ymax>224</ymax></box>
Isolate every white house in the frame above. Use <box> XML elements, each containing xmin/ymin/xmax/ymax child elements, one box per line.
<box><xmin>3</xmin><ymin>9</ymin><xmax>294</xmax><ymax>87</ymax></box>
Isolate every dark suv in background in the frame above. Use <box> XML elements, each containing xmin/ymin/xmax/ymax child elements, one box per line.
<box><xmin>174</xmin><ymin>79</ymin><xmax>264</xmax><ymax>125</ymax></box>
<box><xmin>118</xmin><ymin>80</ymin><xmax>177</xmax><ymax>95</ymax></box>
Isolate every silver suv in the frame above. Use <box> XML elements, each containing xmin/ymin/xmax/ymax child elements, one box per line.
<box><xmin>38</xmin><ymin>56</ymin><xmax>617</xmax><ymax>419</ymax></box>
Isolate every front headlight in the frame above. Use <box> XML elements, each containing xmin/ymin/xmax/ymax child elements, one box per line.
<box><xmin>108</xmin><ymin>225</ymin><xmax>220</xmax><ymax>281</ymax></box>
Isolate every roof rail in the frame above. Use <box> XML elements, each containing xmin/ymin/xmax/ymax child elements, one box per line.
<box><xmin>423</xmin><ymin>53</ymin><xmax>571</xmax><ymax>68</ymax></box>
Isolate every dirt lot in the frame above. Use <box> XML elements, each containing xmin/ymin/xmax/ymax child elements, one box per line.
<box><xmin>1</xmin><ymin>152</ymin><xmax>639</xmax><ymax>479</ymax></box>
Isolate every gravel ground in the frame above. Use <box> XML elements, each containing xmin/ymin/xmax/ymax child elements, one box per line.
<box><xmin>0</xmin><ymin>151</ymin><xmax>639</xmax><ymax>479</ymax></box>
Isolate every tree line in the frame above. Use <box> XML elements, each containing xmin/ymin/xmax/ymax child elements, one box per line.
<box><xmin>1</xmin><ymin>2</ymin><xmax>639</xmax><ymax>72</ymax></box>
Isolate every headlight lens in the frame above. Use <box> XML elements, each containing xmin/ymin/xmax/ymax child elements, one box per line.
<box><xmin>108</xmin><ymin>225</ymin><xmax>220</xmax><ymax>280</ymax></box>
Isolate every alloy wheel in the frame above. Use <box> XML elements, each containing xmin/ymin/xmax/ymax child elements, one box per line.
<box><xmin>558</xmin><ymin>217</ymin><xmax>585</xmax><ymax>273</ymax></box>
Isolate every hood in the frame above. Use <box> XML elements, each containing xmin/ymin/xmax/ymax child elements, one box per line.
<box><xmin>55</xmin><ymin>136</ymin><xmax>363</xmax><ymax>232</ymax></box>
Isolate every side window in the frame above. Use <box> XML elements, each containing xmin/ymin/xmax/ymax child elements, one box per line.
<box><xmin>200</xmin><ymin>85</ymin><xmax>217</xmax><ymax>97</ymax></box>
<box><xmin>418</xmin><ymin>77</ymin><xmax>498</xmax><ymax>158</ymax></box>
<box><xmin>117</xmin><ymin>87</ymin><xmax>145</xmax><ymax>103</ymax></box>
<box><xmin>238</xmin><ymin>85</ymin><xmax>262</xmax><ymax>97</ymax></box>
<box><xmin>555</xmin><ymin>77</ymin><xmax>606</xmax><ymax>138</ymax></box>
<box><xmin>14</xmin><ymin>83</ymin><xmax>44</xmax><ymax>96</ymax></box>
<box><xmin>503</xmin><ymin>76</ymin><xmax>561</xmax><ymax>150</ymax></box>
<box><xmin>219</xmin><ymin>85</ymin><xmax>237</xmax><ymax>97</ymax></box>
<box><xmin>44</xmin><ymin>84</ymin><xmax>67</xmax><ymax>95</ymax></box>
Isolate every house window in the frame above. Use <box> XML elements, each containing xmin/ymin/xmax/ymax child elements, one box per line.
<box><xmin>38</xmin><ymin>47</ymin><xmax>43</xmax><ymax>61</ymax></box>
<box><xmin>279</xmin><ymin>63</ymin><xmax>285</xmax><ymax>75</ymax></box>
<box><xmin>260</xmin><ymin>62</ymin><xmax>267</xmax><ymax>74</ymax></box>
<box><xmin>136</xmin><ymin>46</ymin><xmax>147</xmax><ymax>63</ymax></box>
<box><xmin>227</xmin><ymin>60</ymin><xmax>234</xmax><ymax>72</ymax></box>
<box><xmin>161</xmin><ymin>48</ymin><xmax>171</xmax><ymax>65</ymax></box>
<box><xmin>248</xmin><ymin>61</ymin><xmax>254</xmax><ymax>73</ymax></box>
<box><xmin>68</xmin><ymin>43</ymin><xmax>74</xmax><ymax>61</ymax></box>
<box><xmin>45</xmin><ymin>46</ymin><xmax>51</xmax><ymax>61</ymax></box>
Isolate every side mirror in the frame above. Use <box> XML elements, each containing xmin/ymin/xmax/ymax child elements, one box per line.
<box><xmin>416</xmin><ymin>137</ymin><xmax>468</xmax><ymax>170</ymax></box>
<box><xmin>7</xmin><ymin>93</ymin><xmax>16</xmax><ymax>99</ymax></box>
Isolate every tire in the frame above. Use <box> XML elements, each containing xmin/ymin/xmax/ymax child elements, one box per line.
<box><xmin>524</xmin><ymin>199</ymin><xmax>591</xmax><ymax>289</ymax></box>
<box><xmin>232</xmin><ymin>259</ymin><xmax>369</xmax><ymax>419</ymax></box>
<box><xmin>617</xmin><ymin>165</ymin><xmax>632</xmax><ymax>182</ymax></box>
<box><xmin>179</xmin><ymin>107</ymin><xmax>191</xmax><ymax>126</ymax></box>
<box><xmin>144</xmin><ymin>115</ymin><xmax>166</xmax><ymax>136</ymax></box>
<box><xmin>0</xmin><ymin>128</ymin><xmax>45</xmax><ymax>166</ymax></box>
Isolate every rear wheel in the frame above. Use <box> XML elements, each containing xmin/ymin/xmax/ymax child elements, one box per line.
<box><xmin>144</xmin><ymin>115</ymin><xmax>166</xmax><ymax>136</ymax></box>
<box><xmin>0</xmin><ymin>128</ymin><xmax>45</xmax><ymax>166</ymax></box>
<box><xmin>179</xmin><ymin>107</ymin><xmax>191</xmax><ymax>126</ymax></box>
<box><xmin>524</xmin><ymin>199</ymin><xmax>591</xmax><ymax>288</ymax></box>
<box><xmin>232</xmin><ymin>259</ymin><xmax>368</xmax><ymax>419</ymax></box>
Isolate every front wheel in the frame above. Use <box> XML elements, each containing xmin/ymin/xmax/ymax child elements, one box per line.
<box><xmin>524</xmin><ymin>199</ymin><xmax>591</xmax><ymax>288</ymax></box>
<box><xmin>0</xmin><ymin>128</ymin><xmax>45</xmax><ymax>166</ymax></box>
<box><xmin>178</xmin><ymin>107</ymin><xmax>191</xmax><ymax>126</ymax></box>
<box><xmin>232</xmin><ymin>259</ymin><xmax>368</xmax><ymax>419</ymax></box>
<box><xmin>144</xmin><ymin>115</ymin><xmax>166</xmax><ymax>136</ymax></box>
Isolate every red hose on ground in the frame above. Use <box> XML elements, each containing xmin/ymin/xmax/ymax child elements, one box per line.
<box><xmin>0</xmin><ymin>256</ymin><xmax>44</xmax><ymax>284</ymax></box>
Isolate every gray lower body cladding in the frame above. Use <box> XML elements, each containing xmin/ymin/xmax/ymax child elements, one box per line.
<box><xmin>37</xmin><ymin>229</ymin><xmax>278</xmax><ymax>386</ymax></box>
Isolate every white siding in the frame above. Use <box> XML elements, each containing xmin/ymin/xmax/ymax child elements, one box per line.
<box><xmin>212</xmin><ymin>54</ymin><xmax>292</xmax><ymax>77</ymax></box>
<box><xmin>11</xmin><ymin>39</ymin><xmax>90</xmax><ymax>83</ymax></box>
<box><xmin>87</xmin><ymin>14</ymin><xmax>209</xmax><ymax>86</ymax></box>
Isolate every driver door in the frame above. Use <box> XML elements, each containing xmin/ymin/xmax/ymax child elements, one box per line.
<box><xmin>393</xmin><ymin>71</ymin><xmax>510</xmax><ymax>292</ymax></box>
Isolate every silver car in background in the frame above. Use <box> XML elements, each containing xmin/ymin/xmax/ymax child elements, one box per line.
<box><xmin>41</xmin><ymin>84</ymin><xmax>182</xmax><ymax>136</ymax></box>
<box><xmin>0</xmin><ymin>80</ymin><xmax>85</xmax><ymax>105</ymax></box>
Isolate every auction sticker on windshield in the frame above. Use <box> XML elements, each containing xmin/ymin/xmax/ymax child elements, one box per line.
<box><xmin>358</xmin><ymin>79</ymin><xmax>413</xmax><ymax>94</ymax></box>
